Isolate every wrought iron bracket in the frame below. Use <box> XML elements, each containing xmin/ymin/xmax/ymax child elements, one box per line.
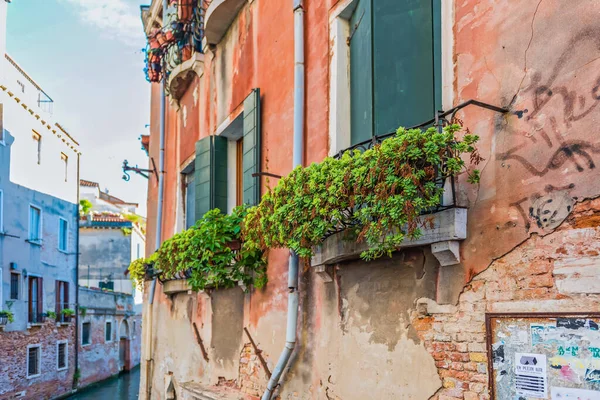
<box><xmin>193</xmin><ymin>322</ymin><xmax>210</xmax><ymax>362</ymax></box>
<box><xmin>122</xmin><ymin>158</ymin><xmax>159</xmax><ymax>181</ymax></box>
<box><xmin>244</xmin><ymin>327</ymin><xmax>272</xmax><ymax>379</ymax></box>
<box><xmin>252</xmin><ymin>172</ymin><xmax>282</xmax><ymax>179</ymax></box>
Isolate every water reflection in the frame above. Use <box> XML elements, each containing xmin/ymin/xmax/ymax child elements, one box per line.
<box><xmin>67</xmin><ymin>367</ymin><xmax>140</xmax><ymax>400</ymax></box>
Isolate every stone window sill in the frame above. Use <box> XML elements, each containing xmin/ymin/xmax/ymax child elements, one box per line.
<box><xmin>311</xmin><ymin>207</ymin><xmax>468</xmax><ymax>281</ymax></box>
<box><xmin>26</xmin><ymin>239</ymin><xmax>42</xmax><ymax>246</ymax></box>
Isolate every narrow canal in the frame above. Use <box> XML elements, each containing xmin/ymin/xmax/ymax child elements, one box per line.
<box><xmin>67</xmin><ymin>367</ymin><xmax>140</xmax><ymax>400</ymax></box>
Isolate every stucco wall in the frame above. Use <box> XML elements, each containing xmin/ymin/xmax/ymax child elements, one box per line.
<box><xmin>79</xmin><ymin>228</ymin><xmax>134</xmax><ymax>295</ymax></box>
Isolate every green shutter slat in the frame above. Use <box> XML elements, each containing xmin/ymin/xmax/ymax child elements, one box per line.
<box><xmin>373</xmin><ymin>0</ymin><xmax>439</xmax><ymax>134</ymax></box>
<box><xmin>195</xmin><ymin>137</ymin><xmax>212</xmax><ymax>221</ymax></box>
<box><xmin>350</xmin><ymin>0</ymin><xmax>373</xmax><ymax>145</ymax></box>
<box><xmin>195</xmin><ymin>136</ymin><xmax>228</xmax><ymax>220</ymax></box>
<box><xmin>243</xmin><ymin>88</ymin><xmax>261</xmax><ymax>206</ymax></box>
<box><xmin>212</xmin><ymin>135</ymin><xmax>228</xmax><ymax>213</ymax></box>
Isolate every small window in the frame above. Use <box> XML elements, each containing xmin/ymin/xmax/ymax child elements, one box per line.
<box><xmin>105</xmin><ymin>321</ymin><xmax>112</xmax><ymax>342</ymax></box>
<box><xmin>10</xmin><ymin>273</ymin><xmax>19</xmax><ymax>300</ymax></box>
<box><xmin>57</xmin><ymin>341</ymin><xmax>68</xmax><ymax>370</ymax></box>
<box><xmin>58</xmin><ymin>218</ymin><xmax>68</xmax><ymax>251</ymax></box>
<box><xmin>27</xmin><ymin>345</ymin><xmax>41</xmax><ymax>378</ymax></box>
<box><xmin>32</xmin><ymin>131</ymin><xmax>41</xmax><ymax>165</ymax></box>
<box><xmin>29</xmin><ymin>205</ymin><xmax>41</xmax><ymax>241</ymax></box>
<box><xmin>61</xmin><ymin>153</ymin><xmax>68</xmax><ymax>182</ymax></box>
<box><xmin>82</xmin><ymin>322</ymin><xmax>91</xmax><ymax>345</ymax></box>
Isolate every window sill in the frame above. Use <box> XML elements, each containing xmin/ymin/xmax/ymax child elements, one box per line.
<box><xmin>26</xmin><ymin>239</ymin><xmax>42</xmax><ymax>246</ymax></box>
<box><xmin>27</xmin><ymin>323</ymin><xmax>44</xmax><ymax>329</ymax></box>
<box><xmin>26</xmin><ymin>374</ymin><xmax>41</xmax><ymax>380</ymax></box>
<box><xmin>57</xmin><ymin>366</ymin><xmax>68</xmax><ymax>372</ymax></box>
<box><xmin>81</xmin><ymin>343</ymin><xmax>91</xmax><ymax>347</ymax></box>
<box><xmin>56</xmin><ymin>322</ymin><xmax>72</xmax><ymax>327</ymax></box>
<box><xmin>58</xmin><ymin>248</ymin><xmax>69</xmax><ymax>254</ymax></box>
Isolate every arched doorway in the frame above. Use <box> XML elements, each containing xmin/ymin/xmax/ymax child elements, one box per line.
<box><xmin>119</xmin><ymin>319</ymin><xmax>131</xmax><ymax>371</ymax></box>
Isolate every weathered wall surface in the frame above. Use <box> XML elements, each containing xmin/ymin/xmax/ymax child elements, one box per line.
<box><xmin>416</xmin><ymin>198</ymin><xmax>600</xmax><ymax>399</ymax></box>
<box><xmin>79</xmin><ymin>228</ymin><xmax>133</xmax><ymax>295</ymax></box>
<box><xmin>0</xmin><ymin>322</ymin><xmax>75</xmax><ymax>400</ymax></box>
<box><xmin>455</xmin><ymin>0</ymin><xmax>600</xmax><ymax>278</ymax></box>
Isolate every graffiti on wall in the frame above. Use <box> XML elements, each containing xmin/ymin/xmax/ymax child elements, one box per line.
<box><xmin>496</xmin><ymin>28</ymin><xmax>600</xmax><ymax>233</ymax></box>
<box><xmin>488</xmin><ymin>314</ymin><xmax>600</xmax><ymax>399</ymax></box>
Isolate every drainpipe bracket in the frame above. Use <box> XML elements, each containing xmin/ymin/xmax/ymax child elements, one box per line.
<box><xmin>314</xmin><ymin>264</ymin><xmax>333</xmax><ymax>283</ymax></box>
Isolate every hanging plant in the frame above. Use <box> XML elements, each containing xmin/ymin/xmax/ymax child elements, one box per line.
<box><xmin>243</xmin><ymin>124</ymin><xmax>481</xmax><ymax>261</ymax></box>
<box><xmin>128</xmin><ymin>205</ymin><xmax>267</xmax><ymax>292</ymax></box>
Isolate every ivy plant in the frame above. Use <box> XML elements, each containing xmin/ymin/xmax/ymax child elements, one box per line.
<box><xmin>243</xmin><ymin>124</ymin><xmax>480</xmax><ymax>260</ymax></box>
<box><xmin>128</xmin><ymin>205</ymin><xmax>267</xmax><ymax>292</ymax></box>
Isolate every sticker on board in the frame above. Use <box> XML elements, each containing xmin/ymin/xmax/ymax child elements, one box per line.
<box><xmin>551</xmin><ymin>386</ymin><xmax>600</xmax><ymax>400</ymax></box>
<box><xmin>515</xmin><ymin>352</ymin><xmax>548</xmax><ymax>398</ymax></box>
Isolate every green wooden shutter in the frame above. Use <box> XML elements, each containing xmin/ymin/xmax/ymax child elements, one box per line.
<box><xmin>350</xmin><ymin>0</ymin><xmax>373</xmax><ymax>145</ymax></box>
<box><xmin>242</xmin><ymin>89</ymin><xmax>261</xmax><ymax>206</ymax></box>
<box><xmin>372</xmin><ymin>0</ymin><xmax>441</xmax><ymax>134</ymax></box>
<box><xmin>349</xmin><ymin>0</ymin><xmax>441</xmax><ymax>143</ymax></box>
<box><xmin>195</xmin><ymin>135</ymin><xmax>228</xmax><ymax>221</ymax></box>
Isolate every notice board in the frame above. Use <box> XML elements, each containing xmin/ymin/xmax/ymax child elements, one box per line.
<box><xmin>486</xmin><ymin>313</ymin><xmax>600</xmax><ymax>399</ymax></box>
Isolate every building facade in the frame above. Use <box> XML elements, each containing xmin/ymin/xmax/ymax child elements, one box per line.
<box><xmin>0</xmin><ymin>2</ymin><xmax>81</xmax><ymax>396</ymax></box>
<box><xmin>77</xmin><ymin>287</ymin><xmax>142</xmax><ymax>388</ymax></box>
<box><xmin>79</xmin><ymin>179</ymin><xmax>146</xmax><ymax>299</ymax></box>
<box><xmin>139</xmin><ymin>0</ymin><xmax>600</xmax><ymax>399</ymax></box>
<box><xmin>77</xmin><ymin>179</ymin><xmax>145</xmax><ymax>386</ymax></box>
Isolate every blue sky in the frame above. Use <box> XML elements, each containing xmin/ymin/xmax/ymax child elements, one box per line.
<box><xmin>6</xmin><ymin>0</ymin><xmax>150</xmax><ymax>215</ymax></box>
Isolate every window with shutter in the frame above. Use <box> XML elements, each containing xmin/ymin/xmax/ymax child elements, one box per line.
<box><xmin>242</xmin><ymin>88</ymin><xmax>261</xmax><ymax>206</ymax></box>
<box><xmin>27</xmin><ymin>345</ymin><xmax>41</xmax><ymax>377</ymax></box>
<box><xmin>82</xmin><ymin>322</ymin><xmax>91</xmax><ymax>345</ymax></box>
<box><xmin>194</xmin><ymin>135</ymin><xmax>228</xmax><ymax>221</ymax></box>
<box><xmin>349</xmin><ymin>0</ymin><xmax>441</xmax><ymax>144</ymax></box>
<box><xmin>57</xmin><ymin>341</ymin><xmax>68</xmax><ymax>370</ymax></box>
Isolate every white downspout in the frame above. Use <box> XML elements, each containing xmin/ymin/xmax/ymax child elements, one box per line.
<box><xmin>261</xmin><ymin>1</ymin><xmax>304</xmax><ymax>399</ymax></box>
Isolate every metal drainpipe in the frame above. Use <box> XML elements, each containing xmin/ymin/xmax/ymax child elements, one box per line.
<box><xmin>145</xmin><ymin>0</ymin><xmax>168</xmax><ymax>398</ymax></box>
<box><xmin>73</xmin><ymin>152</ymin><xmax>81</xmax><ymax>390</ymax></box>
<box><xmin>261</xmin><ymin>1</ymin><xmax>304</xmax><ymax>399</ymax></box>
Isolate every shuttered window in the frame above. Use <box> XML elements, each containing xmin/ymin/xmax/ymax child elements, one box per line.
<box><xmin>194</xmin><ymin>135</ymin><xmax>228</xmax><ymax>220</ymax></box>
<box><xmin>57</xmin><ymin>342</ymin><xmax>68</xmax><ymax>370</ymax></box>
<box><xmin>27</xmin><ymin>345</ymin><xmax>41</xmax><ymax>377</ymax></box>
<box><xmin>82</xmin><ymin>322</ymin><xmax>91</xmax><ymax>345</ymax></box>
<box><xmin>242</xmin><ymin>88</ymin><xmax>261</xmax><ymax>206</ymax></box>
<box><xmin>350</xmin><ymin>0</ymin><xmax>441</xmax><ymax>145</ymax></box>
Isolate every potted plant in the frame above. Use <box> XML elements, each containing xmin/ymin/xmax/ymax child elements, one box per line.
<box><xmin>177</xmin><ymin>0</ymin><xmax>194</xmax><ymax>23</ymax></box>
<box><xmin>61</xmin><ymin>308</ymin><xmax>75</xmax><ymax>322</ymax></box>
<box><xmin>0</xmin><ymin>310</ymin><xmax>14</xmax><ymax>325</ymax></box>
<box><xmin>45</xmin><ymin>311</ymin><xmax>57</xmax><ymax>321</ymax></box>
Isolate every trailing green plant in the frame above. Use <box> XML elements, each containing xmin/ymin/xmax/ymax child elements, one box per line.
<box><xmin>0</xmin><ymin>310</ymin><xmax>14</xmax><ymax>324</ymax></box>
<box><xmin>128</xmin><ymin>253</ymin><xmax>157</xmax><ymax>290</ymax></box>
<box><xmin>128</xmin><ymin>205</ymin><xmax>267</xmax><ymax>292</ymax></box>
<box><xmin>61</xmin><ymin>308</ymin><xmax>75</xmax><ymax>317</ymax></box>
<box><xmin>121</xmin><ymin>227</ymin><xmax>132</xmax><ymax>236</ymax></box>
<box><xmin>45</xmin><ymin>311</ymin><xmax>57</xmax><ymax>320</ymax></box>
<box><xmin>243</xmin><ymin>124</ymin><xmax>481</xmax><ymax>260</ymax></box>
<box><xmin>79</xmin><ymin>306</ymin><xmax>87</xmax><ymax>318</ymax></box>
<box><xmin>79</xmin><ymin>199</ymin><xmax>92</xmax><ymax>215</ymax></box>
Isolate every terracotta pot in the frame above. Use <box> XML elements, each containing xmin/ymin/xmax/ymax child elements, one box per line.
<box><xmin>149</xmin><ymin>37</ymin><xmax>160</xmax><ymax>50</ymax></box>
<box><xmin>178</xmin><ymin>0</ymin><xmax>194</xmax><ymax>22</ymax></box>
<box><xmin>181</xmin><ymin>45</ymin><xmax>193</xmax><ymax>62</ymax></box>
<box><xmin>156</xmin><ymin>31</ymin><xmax>167</xmax><ymax>46</ymax></box>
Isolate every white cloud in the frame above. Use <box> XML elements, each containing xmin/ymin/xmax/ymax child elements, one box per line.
<box><xmin>61</xmin><ymin>0</ymin><xmax>144</xmax><ymax>46</ymax></box>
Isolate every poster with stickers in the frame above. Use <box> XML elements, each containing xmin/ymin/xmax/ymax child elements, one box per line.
<box><xmin>487</xmin><ymin>314</ymin><xmax>600</xmax><ymax>399</ymax></box>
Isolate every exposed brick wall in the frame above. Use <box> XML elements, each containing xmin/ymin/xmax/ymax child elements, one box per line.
<box><xmin>0</xmin><ymin>321</ymin><xmax>75</xmax><ymax>400</ymax></box>
<box><xmin>412</xmin><ymin>199</ymin><xmax>600</xmax><ymax>400</ymax></box>
<box><xmin>238</xmin><ymin>343</ymin><xmax>266</xmax><ymax>397</ymax></box>
<box><xmin>78</xmin><ymin>314</ymin><xmax>142</xmax><ymax>388</ymax></box>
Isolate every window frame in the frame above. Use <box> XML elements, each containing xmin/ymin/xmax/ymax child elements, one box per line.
<box><xmin>28</xmin><ymin>204</ymin><xmax>42</xmax><ymax>243</ymax></box>
<box><xmin>26</xmin><ymin>344</ymin><xmax>42</xmax><ymax>378</ymax></box>
<box><xmin>10</xmin><ymin>272</ymin><xmax>20</xmax><ymax>300</ymax></box>
<box><xmin>105</xmin><ymin>320</ymin><xmax>113</xmax><ymax>343</ymax></box>
<box><xmin>56</xmin><ymin>340</ymin><xmax>68</xmax><ymax>371</ymax></box>
<box><xmin>81</xmin><ymin>321</ymin><xmax>91</xmax><ymax>346</ymax></box>
<box><xmin>58</xmin><ymin>217</ymin><xmax>68</xmax><ymax>252</ymax></box>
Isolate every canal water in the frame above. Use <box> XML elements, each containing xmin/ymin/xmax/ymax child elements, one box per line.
<box><xmin>67</xmin><ymin>367</ymin><xmax>140</xmax><ymax>399</ymax></box>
